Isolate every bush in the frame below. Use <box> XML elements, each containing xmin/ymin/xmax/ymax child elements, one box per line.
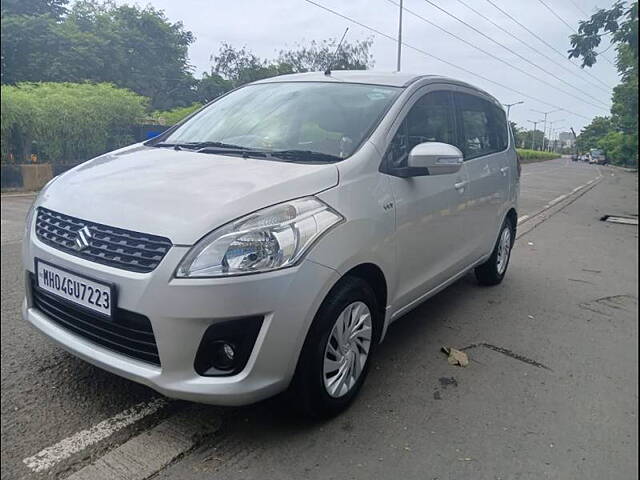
<box><xmin>1</xmin><ymin>82</ymin><xmax>148</xmax><ymax>163</ymax></box>
<box><xmin>150</xmin><ymin>103</ymin><xmax>202</xmax><ymax>126</ymax></box>
<box><xmin>597</xmin><ymin>131</ymin><xmax>638</xmax><ymax>166</ymax></box>
<box><xmin>516</xmin><ymin>149</ymin><xmax>559</xmax><ymax>161</ymax></box>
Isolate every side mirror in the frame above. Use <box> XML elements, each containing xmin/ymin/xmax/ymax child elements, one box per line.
<box><xmin>407</xmin><ymin>142</ymin><xmax>464</xmax><ymax>176</ymax></box>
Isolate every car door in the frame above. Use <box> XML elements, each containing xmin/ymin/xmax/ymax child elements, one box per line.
<box><xmin>385</xmin><ymin>89</ymin><xmax>472</xmax><ymax>311</ymax></box>
<box><xmin>453</xmin><ymin>91</ymin><xmax>511</xmax><ymax>259</ymax></box>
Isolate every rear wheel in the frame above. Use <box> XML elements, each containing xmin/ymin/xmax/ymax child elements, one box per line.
<box><xmin>475</xmin><ymin>217</ymin><xmax>514</xmax><ymax>286</ymax></box>
<box><xmin>291</xmin><ymin>276</ymin><xmax>380</xmax><ymax>419</ymax></box>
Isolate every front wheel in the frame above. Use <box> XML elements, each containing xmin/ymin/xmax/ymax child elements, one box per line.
<box><xmin>475</xmin><ymin>218</ymin><xmax>514</xmax><ymax>286</ymax></box>
<box><xmin>290</xmin><ymin>276</ymin><xmax>380</xmax><ymax>419</ymax></box>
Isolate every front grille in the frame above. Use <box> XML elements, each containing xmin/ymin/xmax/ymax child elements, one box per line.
<box><xmin>31</xmin><ymin>276</ymin><xmax>160</xmax><ymax>366</ymax></box>
<box><xmin>35</xmin><ymin>207</ymin><xmax>172</xmax><ymax>273</ymax></box>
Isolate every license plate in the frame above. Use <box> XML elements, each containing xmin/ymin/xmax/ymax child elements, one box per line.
<box><xmin>35</xmin><ymin>259</ymin><xmax>114</xmax><ymax>318</ymax></box>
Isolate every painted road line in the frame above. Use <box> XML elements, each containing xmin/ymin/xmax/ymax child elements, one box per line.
<box><xmin>23</xmin><ymin>398</ymin><xmax>169</xmax><ymax>473</ymax></box>
<box><xmin>66</xmin><ymin>406</ymin><xmax>221</xmax><ymax>480</ymax></box>
<box><xmin>548</xmin><ymin>194</ymin><xmax>569</xmax><ymax>206</ymax></box>
<box><xmin>518</xmin><ymin>176</ymin><xmax>602</xmax><ymax>227</ymax></box>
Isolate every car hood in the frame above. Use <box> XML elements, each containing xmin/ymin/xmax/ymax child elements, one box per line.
<box><xmin>38</xmin><ymin>145</ymin><xmax>339</xmax><ymax>245</ymax></box>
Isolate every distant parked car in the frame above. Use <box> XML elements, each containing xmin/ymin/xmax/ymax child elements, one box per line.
<box><xmin>589</xmin><ymin>149</ymin><xmax>607</xmax><ymax>165</ymax></box>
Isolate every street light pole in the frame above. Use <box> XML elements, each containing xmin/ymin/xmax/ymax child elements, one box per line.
<box><xmin>531</xmin><ymin>109</ymin><xmax>561</xmax><ymax>152</ymax></box>
<box><xmin>397</xmin><ymin>0</ymin><xmax>403</xmax><ymax>72</ymax></box>
<box><xmin>547</xmin><ymin>120</ymin><xmax>565</xmax><ymax>152</ymax></box>
<box><xmin>527</xmin><ymin>119</ymin><xmax>542</xmax><ymax>150</ymax></box>
<box><xmin>503</xmin><ymin>101</ymin><xmax>524</xmax><ymax>119</ymax></box>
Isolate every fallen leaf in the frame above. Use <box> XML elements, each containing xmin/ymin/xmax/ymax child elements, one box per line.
<box><xmin>441</xmin><ymin>346</ymin><xmax>469</xmax><ymax>367</ymax></box>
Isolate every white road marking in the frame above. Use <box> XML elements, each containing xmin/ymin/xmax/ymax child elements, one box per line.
<box><xmin>517</xmin><ymin>175</ymin><xmax>602</xmax><ymax>226</ymax></box>
<box><xmin>66</xmin><ymin>406</ymin><xmax>221</xmax><ymax>480</ymax></box>
<box><xmin>548</xmin><ymin>194</ymin><xmax>569</xmax><ymax>206</ymax></box>
<box><xmin>23</xmin><ymin>398</ymin><xmax>168</xmax><ymax>473</ymax></box>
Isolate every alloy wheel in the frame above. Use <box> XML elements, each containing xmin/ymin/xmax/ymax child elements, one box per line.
<box><xmin>496</xmin><ymin>226</ymin><xmax>512</xmax><ymax>275</ymax></box>
<box><xmin>323</xmin><ymin>301</ymin><xmax>373</xmax><ymax>398</ymax></box>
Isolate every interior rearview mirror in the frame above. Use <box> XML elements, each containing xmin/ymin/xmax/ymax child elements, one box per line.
<box><xmin>406</xmin><ymin>142</ymin><xmax>464</xmax><ymax>176</ymax></box>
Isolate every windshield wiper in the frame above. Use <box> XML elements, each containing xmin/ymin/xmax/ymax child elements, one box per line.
<box><xmin>268</xmin><ymin>150</ymin><xmax>343</xmax><ymax>163</ymax></box>
<box><xmin>155</xmin><ymin>142</ymin><xmax>343</xmax><ymax>163</ymax></box>
<box><xmin>187</xmin><ymin>141</ymin><xmax>250</xmax><ymax>150</ymax></box>
<box><xmin>153</xmin><ymin>141</ymin><xmax>250</xmax><ymax>151</ymax></box>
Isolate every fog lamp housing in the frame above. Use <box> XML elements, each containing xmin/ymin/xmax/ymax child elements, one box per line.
<box><xmin>194</xmin><ymin>317</ymin><xmax>263</xmax><ymax>376</ymax></box>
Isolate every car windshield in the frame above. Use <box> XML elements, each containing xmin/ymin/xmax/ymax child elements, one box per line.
<box><xmin>158</xmin><ymin>82</ymin><xmax>401</xmax><ymax>160</ymax></box>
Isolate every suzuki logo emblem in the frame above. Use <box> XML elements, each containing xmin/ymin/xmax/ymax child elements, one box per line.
<box><xmin>74</xmin><ymin>226</ymin><xmax>92</xmax><ymax>251</ymax></box>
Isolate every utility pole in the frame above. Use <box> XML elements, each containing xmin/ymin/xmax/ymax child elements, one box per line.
<box><xmin>503</xmin><ymin>101</ymin><xmax>524</xmax><ymax>120</ymax></box>
<box><xmin>527</xmin><ymin>119</ymin><xmax>543</xmax><ymax>150</ymax></box>
<box><xmin>547</xmin><ymin>120</ymin><xmax>565</xmax><ymax>151</ymax></box>
<box><xmin>531</xmin><ymin>109</ymin><xmax>560</xmax><ymax>152</ymax></box>
<box><xmin>570</xmin><ymin>127</ymin><xmax>578</xmax><ymax>159</ymax></box>
<box><xmin>397</xmin><ymin>0</ymin><xmax>403</xmax><ymax>72</ymax></box>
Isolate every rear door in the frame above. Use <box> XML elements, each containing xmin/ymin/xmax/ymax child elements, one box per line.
<box><xmin>385</xmin><ymin>89</ymin><xmax>472</xmax><ymax>310</ymax></box>
<box><xmin>452</xmin><ymin>91</ymin><xmax>511</xmax><ymax>259</ymax></box>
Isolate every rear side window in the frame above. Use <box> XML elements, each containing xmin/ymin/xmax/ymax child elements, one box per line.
<box><xmin>385</xmin><ymin>91</ymin><xmax>455</xmax><ymax>168</ymax></box>
<box><xmin>455</xmin><ymin>92</ymin><xmax>508</xmax><ymax>160</ymax></box>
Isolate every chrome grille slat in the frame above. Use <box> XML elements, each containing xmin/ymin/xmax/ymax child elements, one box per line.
<box><xmin>35</xmin><ymin>207</ymin><xmax>172</xmax><ymax>273</ymax></box>
<box><xmin>89</xmin><ymin>233</ymin><xmax>167</xmax><ymax>256</ymax></box>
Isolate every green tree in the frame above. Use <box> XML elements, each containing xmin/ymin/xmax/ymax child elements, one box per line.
<box><xmin>277</xmin><ymin>37</ymin><xmax>374</xmax><ymax>72</ymax></box>
<box><xmin>1</xmin><ymin>1</ymin><xmax>197</xmax><ymax>109</ymax></box>
<box><xmin>575</xmin><ymin>116</ymin><xmax>614</xmax><ymax>151</ymax></box>
<box><xmin>195</xmin><ymin>72</ymin><xmax>232</xmax><ymax>103</ymax></box>
<box><xmin>209</xmin><ymin>38</ymin><xmax>375</xmax><ymax>90</ymax></box>
<box><xmin>1</xmin><ymin>0</ymin><xmax>69</xmax><ymax>18</ymax></box>
<box><xmin>569</xmin><ymin>1</ymin><xmax>638</xmax><ymax>165</ymax></box>
<box><xmin>516</xmin><ymin>129</ymin><xmax>547</xmax><ymax>150</ymax></box>
<box><xmin>210</xmin><ymin>43</ymin><xmax>288</xmax><ymax>88</ymax></box>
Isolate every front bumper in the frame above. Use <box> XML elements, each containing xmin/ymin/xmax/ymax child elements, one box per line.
<box><xmin>23</xmin><ymin>233</ymin><xmax>339</xmax><ymax>406</ymax></box>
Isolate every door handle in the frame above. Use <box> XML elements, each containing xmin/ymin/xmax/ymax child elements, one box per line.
<box><xmin>454</xmin><ymin>180</ymin><xmax>468</xmax><ymax>191</ymax></box>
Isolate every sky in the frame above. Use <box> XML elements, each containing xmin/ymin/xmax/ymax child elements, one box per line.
<box><xmin>118</xmin><ymin>0</ymin><xmax>621</xmax><ymax>134</ymax></box>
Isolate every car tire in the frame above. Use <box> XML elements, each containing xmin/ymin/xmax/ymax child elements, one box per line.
<box><xmin>475</xmin><ymin>217</ymin><xmax>515</xmax><ymax>286</ymax></box>
<box><xmin>290</xmin><ymin>276</ymin><xmax>381</xmax><ymax>419</ymax></box>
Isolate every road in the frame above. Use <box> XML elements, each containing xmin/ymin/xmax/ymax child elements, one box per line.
<box><xmin>1</xmin><ymin>157</ymin><xmax>637</xmax><ymax>479</ymax></box>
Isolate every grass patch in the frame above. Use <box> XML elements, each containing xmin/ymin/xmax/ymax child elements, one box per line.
<box><xmin>516</xmin><ymin>149</ymin><xmax>559</xmax><ymax>163</ymax></box>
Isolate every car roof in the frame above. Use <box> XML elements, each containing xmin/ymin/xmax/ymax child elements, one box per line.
<box><xmin>252</xmin><ymin>70</ymin><xmax>423</xmax><ymax>87</ymax></box>
<box><xmin>252</xmin><ymin>70</ymin><xmax>500</xmax><ymax>105</ymax></box>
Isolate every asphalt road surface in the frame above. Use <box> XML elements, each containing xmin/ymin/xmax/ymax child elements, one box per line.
<box><xmin>1</xmin><ymin>157</ymin><xmax>637</xmax><ymax>480</ymax></box>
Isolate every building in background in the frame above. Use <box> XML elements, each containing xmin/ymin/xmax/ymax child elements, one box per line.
<box><xmin>558</xmin><ymin>131</ymin><xmax>575</xmax><ymax>149</ymax></box>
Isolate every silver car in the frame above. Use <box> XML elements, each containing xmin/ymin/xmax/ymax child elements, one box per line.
<box><xmin>23</xmin><ymin>71</ymin><xmax>519</xmax><ymax>417</ymax></box>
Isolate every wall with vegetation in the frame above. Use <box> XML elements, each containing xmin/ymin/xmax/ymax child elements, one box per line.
<box><xmin>1</xmin><ymin>83</ymin><xmax>147</xmax><ymax>163</ymax></box>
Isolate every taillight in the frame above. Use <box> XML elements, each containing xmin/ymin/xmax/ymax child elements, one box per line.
<box><xmin>516</xmin><ymin>153</ymin><xmax>522</xmax><ymax>179</ymax></box>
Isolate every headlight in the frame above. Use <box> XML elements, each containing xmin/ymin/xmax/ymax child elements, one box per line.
<box><xmin>176</xmin><ymin>197</ymin><xmax>343</xmax><ymax>277</ymax></box>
